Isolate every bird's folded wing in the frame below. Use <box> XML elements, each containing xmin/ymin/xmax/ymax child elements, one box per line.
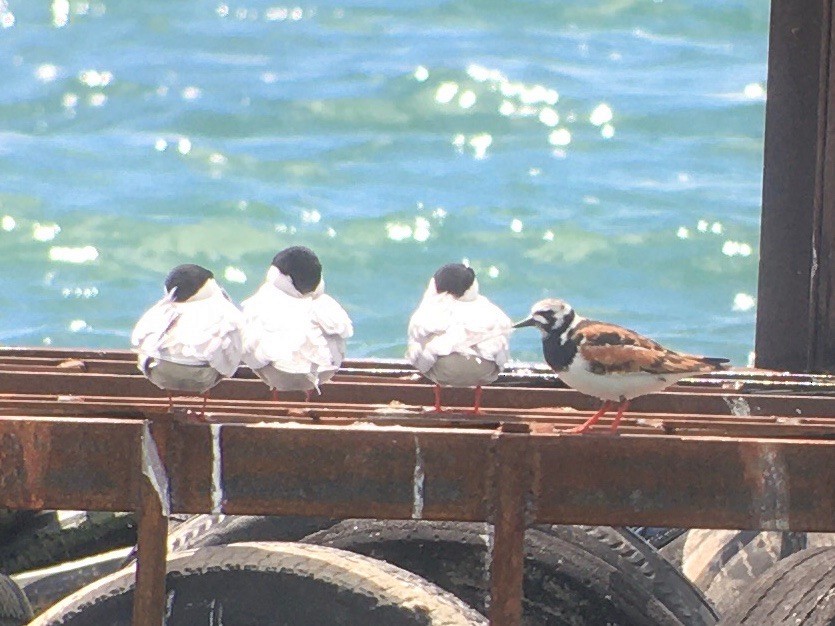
<box><xmin>407</xmin><ymin>295</ymin><xmax>512</xmax><ymax>371</ymax></box>
<box><xmin>574</xmin><ymin>322</ymin><xmax>719</xmax><ymax>375</ymax></box>
<box><xmin>312</xmin><ymin>294</ymin><xmax>353</xmax><ymax>339</ymax></box>
<box><xmin>134</xmin><ymin>298</ymin><xmax>243</xmax><ymax>377</ymax></box>
<box><xmin>131</xmin><ymin>299</ymin><xmax>179</xmax><ymax>358</ymax></box>
<box><xmin>242</xmin><ymin>290</ymin><xmax>340</xmax><ymax>374</ymax></box>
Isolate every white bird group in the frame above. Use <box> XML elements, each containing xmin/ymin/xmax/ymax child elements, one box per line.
<box><xmin>131</xmin><ymin>246</ymin><xmax>353</xmax><ymax>410</ymax></box>
<box><xmin>132</xmin><ymin>253</ymin><xmax>511</xmax><ymax>414</ymax></box>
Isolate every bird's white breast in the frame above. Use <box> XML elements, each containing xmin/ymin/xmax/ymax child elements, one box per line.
<box><xmin>560</xmin><ymin>354</ymin><xmax>691</xmax><ymax>401</ymax></box>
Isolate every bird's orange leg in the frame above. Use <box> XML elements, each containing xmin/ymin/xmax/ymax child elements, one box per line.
<box><xmin>305</xmin><ymin>389</ymin><xmax>312</xmax><ymax>403</ymax></box>
<box><xmin>433</xmin><ymin>385</ymin><xmax>444</xmax><ymax>413</ymax></box>
<box><xmin>201</xmin><ymin>392</ymin><xmax>209</xmax><ymax>416</ymax></box>
<box><xmin>609</xmin><ymin>399</ymin><xmax>630</xmax><ymax>433</ymax></box>
<box><xmin>167</xmin><ymin>393</ymin><xmax>173</xmax><ymax>412</ymax></box>
<box><xmin>469</xmin><ymin>386</ymin><xmax>484</xmax><ymax>414</ymax></box>
<box><xmin>566</xmin><ymin>400</ymin><xmax>612</xmax><ymax>434</ymax></box>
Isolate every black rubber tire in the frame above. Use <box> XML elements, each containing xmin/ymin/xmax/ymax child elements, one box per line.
<box><xmin>540</xmin><ymin>525</ymin><xmax>718</xmax><ymax>625</ymax></box>
<box><xmin>0</xmin><ymin>572</ymin><xmax>33</xmax><ymax>626</ymax></box>
<box><xmin>682</xmin><ymin>528</ymin><xmax>835</xmax><ymax>613</ymax></box>
<box><xmin>0</xmin><ymin>509</ymin><xmax>39</xmax><ymax>545</ymax></box>
<box><xmin>0</xmin><ymin>512</ymin><xmax>136</xmax><ymax>575</ymax></box>
<box><xmin>12</xmin><ymin>547</ymin><xmax>132</xmax><ymax>616</ymax></box>
<box><xmin>163</xmin><ymin>513</ymin><xmax>337</xmax><ymax>554</ymax></box>
<box><xmin>303</xmin><ymin>519</ymin><xmax>717</xmax><ymax>625</ymax></box>
<box><xmin>658</xmin><ymin>530</ymin><xmax>688</xmax><ymax>571</ymax></box>
<box><xmin>31</xmin><ymin>542</ymin><xmax>487</xmax><ymax>625</ymax></box>
<box><xmin>717</xmin><ymin>546</ymin><xmax>835</xmax><ymax>625</ymax></box>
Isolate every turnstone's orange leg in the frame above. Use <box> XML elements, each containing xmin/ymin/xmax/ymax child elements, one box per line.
<box><xmin>566</xmin><ymin>400</ymin><xmax>612</xmax><ymax>434</ymax></box>
<box><xmin>272</xmin><ymin>389</ymin><xmax>280</xmax><ymax>402</ymax></box>
<box><xmin>469</xmin><ymin>386</ymin><xmax>483</xmax><ymax>414</ymax></box>
<box><xmin>167</xmin><ymin>393</ymin><xmax>173</xmax><ymax>412</ymax></box>
<box><xmin>305</xmin><ymin>389</ymin><xmax>312</xmax><ymax>403</ymax></box>
<box><xmin>609</xmin><ymin>399</ymin><xmax>630</xmax><ymax>433</ymax></box>
<box><xmin>201</xmin><ymin>392</ymin><xmax>209</xmax><ymax>416</ymax></box>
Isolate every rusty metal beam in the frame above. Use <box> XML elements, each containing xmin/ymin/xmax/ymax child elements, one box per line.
<box><xmin>489</xmin><ymin>427</ymin><xmax>530</xmax><ymax>626</ymax></box>
<box><xmin>0</xmin><ymin>416</ymin><xmax>140</xmax><ymax>511</ymax></box>
<box><xmin>5</xmin><ymin>369</ymin><xmax>835</xmax><ymax>420</ymax></box>
<box><xmin>536</xmin><ymin>434</ymin><xmax>835</xmax><ymax>532</ymax></box>
<box><xmin>133</xmin><ymin>421</ymin><xmax>169</xmax><ymax>626</ymax></box>
<box><xmin>4</xmin><ymin>417</ymin><xmax>832</xmax><ymax>531</ymax></box>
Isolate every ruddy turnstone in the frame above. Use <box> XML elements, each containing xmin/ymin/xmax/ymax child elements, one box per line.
<box><xmin>407</xmin><ymin>263</ymin><xmax>512</xmax><ymax>413</ymax></box>
<box><xmin>131</xmin><ymin>264</ymin><xmax>244</xmax><ymax>412</ymax></box>
<box><xmin>514</xmin><ymin>298</ymin><xmax>729</xmax><ymax>433</ymax></box>
<box><xmin>241</xmin><ymin>246</ymin><xmax>353</xmax><ymax>400</ymax></box>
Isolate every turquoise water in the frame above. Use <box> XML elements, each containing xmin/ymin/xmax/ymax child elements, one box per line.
<box><xmin>0</xmin><ymin>0</ymin><xmax>766</xmax><ymax>364</ymax></box>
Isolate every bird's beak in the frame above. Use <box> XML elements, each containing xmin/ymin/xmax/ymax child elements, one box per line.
<box><xmin>513</xmin><ymin>317</ymin><xmax>536</xmax><ymax>329</ymax></box>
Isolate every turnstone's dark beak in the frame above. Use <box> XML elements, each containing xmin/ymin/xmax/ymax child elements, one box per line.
<box><xmin>513</xmin><ymin>317</ymin><xmax>536</xmax><ymax>329</ymax></box>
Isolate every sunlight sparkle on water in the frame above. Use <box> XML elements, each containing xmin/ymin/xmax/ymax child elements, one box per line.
<box><xmin>224</xmin><ymin>266</ymin><xmax>247</xmax><ymax>283</ymax></box>
<box><xmin>458</xmin><ymin>90</ymin><xmax>477</xmax><ymax>109</ymax></box>
<box><xmin>743</xmin><ymin>83</ymin><xmax>766</xmax><ymax>100</ymax></box>
<box><xmin>182</xmin><ymin>86</ymin><xmax>202</xmax><ymax>101</ymax></box>
<box><xmin>49</xmin><ymin>246</ymin><xmax>99</xmax><ymax>263</ymax></box>
<box><xmin>468</xmin><ymin>133</ymin><xmax>492</xmax><ymax>159</ymax></box>
<box><xmin>2</xmin><ymin>216</ymin><xmax>16</xmax><ymax>231</ymax></box>
<box><xmin>543</xmin><ymin>230</ymin><xmax>554</xmax><ymax>241</ymax></box>
<box><xmin>177</xmin><ymin>138</ymin><xmax>192</xmax><ymax>155</ymax></box>
<box><xmin>52</xmin><ymin>0</ymin><xmax>69</xmax><ymax>27</ymax></box>
<box><xmin>601</xmin><ymin>124</ymin><xmax>615</xmax><ymax>139</ymax></box>
<box><xmin>466</xmin><ymin>64</ymin><xmax>507</xmax><ymax>84</ymax></box>
<box><xmin>413</xmin><ymin>217</ymin><xmax>431</xmax><ymax>242</ymax></box>
<box><xmin>62</xmin><ymin>93</ymin><xmax>79</xmax><ymax>108</ymax></box>
<box><xmin>722</xmin><ymin>241</ymin><xmax>753</xmax><ymax>257</ymax></box>
<box><xmin>510</xmin><ymin>219</ymin><xmax>523</xmax><ymax>233</ymax></box>
<box><xmin>33</xmin><ymin>223</ymin><xmax>61</xmax><ymax>242</ymax></box>
<box><xmin>487</xmin><ymin>266</ymin><xmax>500</xmax><ymax>278</ymax></box>
<box><xmin>435</xmin><ymin>82</ymin><xmax>459</xmax><ymax>104</ymax></box>
<box><xmin>36</xmin><ymin>64</ymin><xmax>59</xmax><ymax>83</ymax></box>
<box><xmin>154</xmin><ymin>138</ymin><xmax>168</xmax><ymax>151</ymax></box>
<box><xmin>79</xmin><ymin>70</ymin><xmax>113</xmax><ymax>87</ymax></box>
<box><xmin>732</xmin><ymin>293</ymin><xmax>756</xmax><ymax>312</ymax></box>
<box><xmin>386</xmin><ymin>223</ymin><xmax>412</xmax><ymax>241</ymax></box>
<box><xmin>676</xmin><ymin>226</ymin><xmax>689</xmax><ymax>239</ymax></box>
<box><xmin>301</xmin><ymin>209</ymin><xmax>321</xmax><ymax>223</ymax></box>
<box><xmin>413</xmin><ymin>66</ymin><xmax>429</xmax><ymax>82</ymax></box>
<box><xmin>590</xmin><ymin>103</ymin><xmax>613</xmax><ymax>126</ymax></box>
<box><xmin>89</xmin><ymin>93</ymin><xmax>107</xmax><ymax>107</ymax></box>
<box><xmin>548</xmin><ymin>128</ymin><xmax>572</xmax><ymax>147</ymax></box>
<box><xmin>1</xmin><ymin>0</ymin><xmax>14</xmax><ymax>28</ymax></box>
<box><xmin>69</xmin><ymin>320</ymin><xmax>89</xmax><ymax>332</ymax></box>
<box><xmin>538</xmin><ymin>107</ymin><xmax>559</xmax><ymax>127</ymax></box>
<box><xmin>62</xmin><ymin>287</ymin><xmax>98</xmax><ymax>299</ymax></box>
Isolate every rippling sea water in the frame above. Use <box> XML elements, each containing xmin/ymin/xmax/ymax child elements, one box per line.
<box><xmin>0</xmin><ymin>0</ymin><xmax>767</xmax><ymax>364</ymax></box>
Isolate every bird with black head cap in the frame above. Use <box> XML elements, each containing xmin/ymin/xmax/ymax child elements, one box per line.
<box><xmin>241</xmin><ymin>246</ymin><xmax>353</xmax><ymax>401</ymax></box>
<box><xmin>407</xmin><ymin>262</ymin><xmax>512</xmax><ymax>413</ymax></box>
<box><xmin>131</xmin><ymin>263</ymin><xmax>244</xmax><ymax>414</ymax></box>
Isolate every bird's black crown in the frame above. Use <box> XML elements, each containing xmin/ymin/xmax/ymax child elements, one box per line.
<box><xmin>433</xmin><ymin>263</ymin><xmax>475</xmax><ymax>298</ymax></box>
<box><xmin>165</xmin><ymin>264</ymin><xmax>214</xmax><ymax>302</ymax></box>
<box><xmin>272</xmin><ymin>246</ymin><xmax>322</xmax><ymax>294</ymax></box>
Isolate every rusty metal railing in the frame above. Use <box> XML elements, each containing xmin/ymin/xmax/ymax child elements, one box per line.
<box><xmin>1</xmin><ymin>348</ymin><xmax>834</xmax><ymax>625</ymax></box>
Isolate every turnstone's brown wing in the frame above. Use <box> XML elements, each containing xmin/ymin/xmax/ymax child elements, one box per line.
<box><xmin>572</xmin><ymin>320</ymin><xmax>728</xmax><ymax>375</ymax></box>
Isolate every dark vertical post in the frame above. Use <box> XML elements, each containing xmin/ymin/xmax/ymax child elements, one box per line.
<box><xmin>756</xmin><ymin>0</ymin><xmax>833</xmax><ymax>372</ymax></box>
<box><xmin>489</xmin><ymin>426</ymin><xmax>530</xmax><ymax>626</ymax></box>
<box><xmin>133</xmin><ymin>422</ymin><xmax>170</xmax><ymax>626</ymax></box>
